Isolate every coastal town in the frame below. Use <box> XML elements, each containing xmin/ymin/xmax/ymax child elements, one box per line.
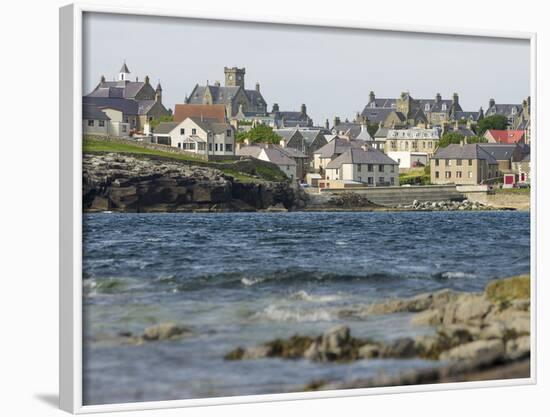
<box><xmin>83</xmin><ymin>62</ymin><xmax>531</xmax><ymax>210</ymax></box>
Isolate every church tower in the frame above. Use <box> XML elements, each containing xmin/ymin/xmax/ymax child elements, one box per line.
<box><xmin>224</xmin><ymin>67</ymin><xmax>246</xmax><ymax>88</ymax></box>
<box><xmin>119</xmin><ymin>61</ymin><xmax>130</xmax><ymax>82</ymax></box>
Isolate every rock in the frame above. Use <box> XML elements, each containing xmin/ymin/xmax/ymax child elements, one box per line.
<box><xmin>89</xmin><ymin>196</ymin><xmax>109</xmax><ymax>211</ymax></box>
<box><xmin>485</xmin><ymin>275</ymin><xmax>530</xmax><ymax>304</ymax></box>
<box><xmin>411</xmin><ymin>308</ymin><xmax>444</xmax><ymax>326</ymax></box>
<box><xmin>442</xmin><ymin>293</ymin><xmax>492</xmax><ymax>324</ymax></box>
<box><xmin>358</xmin><ymin>344</ymin><xmax>380</xmax><ymax>359</ymax></box>
<box><xmin>505</xmin><ymin>336</ymin><xmax>531</xmax><ymax>361</ymax></box>
<box><xmin>479</xmin><ymin>321</ymin><xmax>507</xmax><ymax>340</ymax></box>
<box><xmin>304</xmin><ymin>325</ymin><xmax>360</xmax><ymax>362</ymax></box>
<box><xmin>437</xmin><ymin>324</ymin><xmax>478</xmax><ymax>346</ymax></box>
<box><xmin>379</xmin><ymin>338</ymin><xmax>417</xmax><ymax>358</ymax></box>
<box><xmin>142</xmin><ymin>322</ymin><xmax>192</xmax><ymax>342</ymax></box>
<box><xmin>440</xmin><ymin>339</ymin><xmax>505</xmax><ymax>365</ymax></box>
<box><xmin>266</xmin><ymin>203</ymin><xmax>288</xmax><ymax>212</ymax></box>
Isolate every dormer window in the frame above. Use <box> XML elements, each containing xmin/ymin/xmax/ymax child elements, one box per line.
<box><xmin>512</xmin><ymin>107</ymin><xmax>517</xmax><ymax>114</ymax></box>
<box><xmin>370</xmin><ymin>102</ymin><xmax>376</xmax><ymax>108</ymax></box>
<box><xmin>425</xmin><ymin>103</ymin><xmax>430</xmax><ymax>111</ymax></box>
<box><xmin>442</xmin><ymin>103</ymin><xmax>447</xmax><ymax>111</ymax></box>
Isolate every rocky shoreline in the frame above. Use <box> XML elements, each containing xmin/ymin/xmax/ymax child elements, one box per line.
<box><xmin>83</xmin><ymin>153</ymin><xmax>306</xmax><ymax>212</ymax></box>
<box><xmin>224</xmin><ymin>275</ymin><xmax>531</xmax><ymax>389</ymax></box>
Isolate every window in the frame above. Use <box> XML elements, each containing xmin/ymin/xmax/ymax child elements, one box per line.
<box><xmin>425</xmin><ymin>103</ymin><xmax>430</xmax><ymax>111</ymax></box>
<box><xmin>445</xmin><ymin>171</ymin><xmax>452</xmax><ymax>179</ymax></box>
<box><xmin>198</xmin><ymin>143</ymin><xmax>206</xmax><ymax>151</ymax></box>
<box><xmin>445</xmin><ymin>160</ymin><xmax>451</xmax><ymax>166</ymax></box>
<box><xmin>468</xmin><ymin>159</ymin><xmax>473</xmax><ymax>166</ymax></box>
<box><xmin>390</xmin><ymin>165</ymin><xmax>395</xmax><ymax>173</ymax></box>
<box><xmin>189</xmin><ymin>143</ymin><xmax>196</xmax><ymax>150</ymax></box>
<box><xmin>378</xmin><ymin>164</ymin><xmax>384</xmax><ymax>172</ymax></box>
<box><xmin>122</xmin><ymin>125</ymin><xmax>127</xmax><ymax>133</ymax></box>
<box><xmin>180</xmin><ymin>128</ymin><xmax>185</xmax><ymax>135</ymax></box>
<box><xmin>149</xmin><ymin>116</ymin><xmax>153</xmax><ymax>122</ymax></box>
<box><xmin>429</xmin><ymin>141</ymin><xmax>433</xmax><ymax>148</ymax></box>
<box><xmin>379</xmin><ymin>177</ymin><xmax>384</xmax><ymax>184</ymax></box>
<box><xmin>335</xmin><ymin>169</ymin><xmax>339</xmax><ymax>176</ymax></box>
<box><xmin>357</xmin><ymin>164</ymin><xmax>362</xmax><ymax>172</ymax></box>
<box><xmin>226</xmin><ymin>130</ymin><xmax>232</xmax><ymax>137</ymax></box>
<box><xmin>390</xmin><ymin>177</ymin><xmax>395</xmax><ymax>185</ymax></box>
<box><xmin>456</xmin><ymin>171</ymin><xmax>462</xmax><ymax>178</ymax></box>
<box><xmin>208</xmin><ymin>143</ymin><xmax>212</xmax><ymax>151</ymax></box>
<box><xmin>192</xmin><ymin>128</ymin><xmax>197</xmax><ymax>135</ymax></box>
<box><xmin>368</xmin><ymin>164</ymin><xmax>373</xmax><ymax>172</ymax></box>
<box><xmin>435</xmin><ymin>159</ymin><xmax>440</xmax><ymax>166</ymax></box>
<box><xmin>468</xmin><ymin>171</ymin><xmax>473</xmax><ymax>178</ymax></box>
<box><xmin>368</xmin><ymin>177</ymin><xmax>373</xmax><ymax>185</ymax></box>
<box><xmin>88</xmin><ymin>120</ymin><xmax>94</xmax><ymax>126</ymax></box>
<box><xmin>215</xmin><ymin>144</ymin><xmax>218</xmax><ymax>152</ymax></box>
<box><xmin>226</xmin><ymin>144</ymin><xmax>233</xmax><ymax>152</ymax></box>
<box><xmin>99</xmin><ymin>120</ymin><xmax>105</xmax><ymax>127</ymax></box>
<box><xmin>435</xmin><ymin>171</ymin><xmax>440</xmax><ymax>178</ymax></box>
<box><xmin>442</xmin><ymin>103</ymin><xmax>447</xmax><ymax>111</ymax></box>
<box><xmin>457</xmin><ymin>159</ymin><xmax>462</xmax><ymax>166</ymax></box>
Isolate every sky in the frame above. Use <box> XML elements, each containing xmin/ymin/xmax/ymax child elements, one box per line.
<box><xmin>83</xmin><ymin>12</ymin><xmax>530</xmax><ymax>125</ymax></box>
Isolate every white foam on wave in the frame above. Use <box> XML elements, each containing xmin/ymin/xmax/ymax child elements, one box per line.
<box><xmin>441</xmin><ymin>271</ymin><xmax>476</xmax><ymax>279</ymax></box>
<box><xmin>252</xmin><ymin>304</ymin><xmax>336</xmax><ymax>323</ymax></box>
<box><xmin>289</xmin><ymin>290</ymin><xmax>341</xmax><ymax>303</ymax></box>
<box><xmin>241</xmin><ymin>277</ymin><xmax>264</xmax><ymax>286</ymax></box>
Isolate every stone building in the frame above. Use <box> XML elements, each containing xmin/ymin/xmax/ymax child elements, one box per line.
<box><xmin>384</xmin><ymin>127</ymin><xmax>440</xmax><ymax>156</ymax></box>
<box><xmin>185</xmin><ymin>67</ymin><xmax>267</xmax><ymax>118</ymax></box>
<box><xmin>84</xmin><ymin>62</ymin><xmax>170</xmax><ymax>131</ymax></box>
<box><xmin>430</xmin><ymin>143</ymin><xmax>499</xmax><ymax>185</ymax></box>
<box><xmin>359</xmin><ymin>91</ymin><xmax>462</xmax><ymax>128</ymax></box>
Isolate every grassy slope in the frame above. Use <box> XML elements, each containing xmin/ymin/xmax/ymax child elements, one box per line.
<box><xmin>83</xmin><ymin>137</ymin><xmax>287</xmax><ymax>183</ymax></box>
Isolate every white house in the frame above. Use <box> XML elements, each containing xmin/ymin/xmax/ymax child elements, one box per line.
<box><xmin>387</xmin><ymin>151</ymin><xmax>429</xmax><ymax>169</ymax></box>
<box><xmin>325</xmin><ymin>147</ymin><xmax>399</xmax><ymax>186</ymax></box>
<box><xmin>237</xmin><ymin>145</ymin><xmax>297</xmax><ymax>179</ymax></box>
<box><xmin>153</xmin><ymin>117</ymin><xmax>235</xmax><ymax>156</ymax></box>
<box><xmin>83</xmin><ymin>104</ymin><xmax>130</xmax><ymax>137</ymax></box>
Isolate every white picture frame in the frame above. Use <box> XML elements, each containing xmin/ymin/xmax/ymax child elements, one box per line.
<box><xmin>59</xmin><ymin>3</ymin><xmax>537</xmax><ymax>413</ymax></box>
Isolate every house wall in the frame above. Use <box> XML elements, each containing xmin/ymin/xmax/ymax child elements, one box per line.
<box><xmin>163</xmin><ymin>119</ymin><xmax>235</xmax><ymax>156</ymax></box>
<box><xmin>83</xmin><ymin>119</ymin><xmax>109</xmax><ymax>136</ymax></box>
<box><xmin>326</xmin><ymin>163</ymin><xmax>398</xmax><ymax>186</ymax></box>
<box><xmin>431</xmin><ymin>158</ymin><xmax>498</xmax><ymax>185</ymax></box>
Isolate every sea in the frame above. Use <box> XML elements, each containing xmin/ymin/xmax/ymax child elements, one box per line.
<box><xmin>82</xmin><ymin>211</ymin><xmax>530</xmax><ymax>405</ymax></box>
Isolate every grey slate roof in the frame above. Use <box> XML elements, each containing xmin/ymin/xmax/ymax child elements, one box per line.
<box><xmin>332</xmin><ymin>122</ymin><xmax>364</xmax><ymax>139</ymax></box>
<box><xmin>360</xmin><ymin>107</ymin><xmax>394</xmax><ymax>124</ymax></box>
<box><xmin>153</xmin><ymin>122</ymin><xmax>179</xmax><ymax>134</ymax></box>
<box><xmin>314</xmin><ymin>137</ymin><xmax>363</xmax><ymax>158</ymax></box>
<box><xmin>237</xmin><ymin>146</ymin><xmax>296</xmax><ymax>166</ymax></box>
<box><xmin>87</xmin><ymin>81</ymin><xmax>147</xmax><ymax>99</ymax></box>
<box><xmin>274</xmin><ymin>129</ymin><xmax>299</xmax><ymax>143</ymax></box>
<box><xmin>326</xmin><ymin>147</ymin><xmax>398</xmax><ymax>169</ymax></box>
<box><xmin>277</xmin><ymin>146</ymin><xmax>307</xmax><ymax>159</ymax></box>
<box><xmin>486</xmin><ymin>104</ymin><xmax>522</xmax><ymax>117</ymax></box>
<box><xmin>433</xmin><ymin>144</ymin><xmax>498</xmax><ymax>164</ymax></box>
<box><xmin>478</xmin><ymin>144</ymin><xmax>519</xmax><ymax>161</ymax></box>
<box><xmin>83</xmin><ymin>96</ymin><xmax>139</xmax><ymax>115</ymax></box>
<box><xmin>82</xmin><ymin>104</ymin><xmax>110</xmax><ymax>120</ymax></box>
<box><xmin>374</xmin><ymin>127</ymin><xmax>390</xmax><ymax>138</ymax></box>
<box><xmin>298</xmin><ymin>129</ymin><xmax>325</xmax><ymax>146</ymax></box>
<box><xmin>188</xmin><ymin>117</ymin><xmax>233</xmax><ymax>135</ymax></box>
<box><xmin>452</xmin><ymin>111</ymin><xmax>483</xmax><ymax>122</ymax></box>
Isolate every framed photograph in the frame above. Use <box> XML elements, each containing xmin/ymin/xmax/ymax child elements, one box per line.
<box><xmin>60</xmin><ymin>3</ymin><xmax>536</xmax><ymax>413</ymax></box>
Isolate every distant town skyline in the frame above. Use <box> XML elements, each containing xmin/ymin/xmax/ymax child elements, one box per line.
<box><xmin>83</xmin><ymin>12</ymin><xmax>530</xmax><ymax>126</ymax></box>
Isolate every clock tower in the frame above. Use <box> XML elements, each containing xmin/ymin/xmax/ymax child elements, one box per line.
<box><xmin>224</xmin><ymin>67</ymin><xmax>245</xmax><ymax>88</ymax></box>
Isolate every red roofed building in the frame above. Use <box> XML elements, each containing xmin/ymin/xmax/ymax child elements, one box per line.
<box><xmin>484</xmin><ymin>129</ymin><xmax>526</xmax><ymax>144</ymax></box>
<box><xmin>173</xmin><ymin>104</ymin><xmax>227</xmax><ymax>123</ymax></box>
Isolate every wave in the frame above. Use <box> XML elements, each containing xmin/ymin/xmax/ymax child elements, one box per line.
<box><xmin>288</xmin><ymin>290</ymin><xmax>341</xmax><ymax>303</ymax></box>
<box><xmin>250</xmin><ymin>304</ymin><xmax>337</xmax><ymax>323</ymax></box>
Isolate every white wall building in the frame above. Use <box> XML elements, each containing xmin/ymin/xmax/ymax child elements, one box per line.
<box><xmin>153</xmin><ymin>117</ymin><xmax>235</xmax><ymax>156</ymax></box>
<box><xmin>387</xmin><ymin>151</ymin><xmax>429</xmax><ymax>169</ymax></box>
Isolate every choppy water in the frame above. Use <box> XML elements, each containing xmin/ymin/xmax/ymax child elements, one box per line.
<box><xmin>83</xmin><ymin>211</ymin><xmax>530</xmax><ymax>405</ymax></box>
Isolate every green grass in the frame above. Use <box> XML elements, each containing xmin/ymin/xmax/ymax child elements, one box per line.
<box><xmin>83</xmin><ymin>137</ymin><xmax>204</xmax><ymax>163</ymax></box>
<box><xmin>83</xmin><ymin>137</ymin><xmax>287</xmax><ymax>183</ymax></box>
<box><xmin>399</xmin><ymin>172</ymin><xmax>430</xmax><ymax>185</ymax></box>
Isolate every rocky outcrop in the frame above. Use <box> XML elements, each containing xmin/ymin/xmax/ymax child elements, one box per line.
<box><xmin>225</xmin><ymin>275</ymin><xmax>531</xmax><ymax>387</ymax></box>
<box><xmin>83</xmin><ymin>153</ymin><xmax>305</xmax><ymax>212</ymax></box>
<box><xmin>91</xmin><ymin>322</ymin><xmax>192</xmax><ymax>346</ymax></box>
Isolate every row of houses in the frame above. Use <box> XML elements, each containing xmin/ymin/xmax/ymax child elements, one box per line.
<box><xmin>82</xmin><ymin>62</ymin><xmax>531</xmax><ymax>187</ymax></box>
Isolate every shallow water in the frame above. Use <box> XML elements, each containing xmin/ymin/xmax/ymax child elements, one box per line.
<box><xmin>83</xmin><ymin>211</ymin><xmax>530</xmax><ymax>405</ymax></box>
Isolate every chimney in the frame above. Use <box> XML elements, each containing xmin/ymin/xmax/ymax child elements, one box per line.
<box><xmin>255</xmin><ymin>82</ymin><xmax>260</xmax><ymax>92</ymax></box>
<box><xmin>325</xmin><ymin>119</ymin><xmax>329</xmax><ymax>129</ymax></box>
<box><xmin>489</xmin><ymin>98</ymin><xmax>495</xmax><ymax>108</ymax></box>
<box><xmin>145</xmin><ymin>75</ymin><xmax>150</xmax><ymax>85</ymax></box>
<box><xmin>333</xmin><ymin>116</ymin><xmax>341</xmax><ymax>127</ymax></box>
<box><xmin>272</xmin><ymin>103</ymin><xmax>279</xmax><ymax>113</ymax></box>
<box><xmin>453</xmin><ymin>92</ymin><xmax>459</xmax><ymax>106</ymax></box>
<box><xmin>435</xmin><ymin>93</ymin><xmax>441</xmax><ymax>103</ymax></box>
<box><xmin>369</xmin><ymin>91</ymin><xmax>375</xmax><ymax>103</ymax></box>
<box><xmin>301</xmin><ymin>103</ymin><xmax>307</xmax><ymax>115</ymax></box>
<box><xmin>100</xmin><ymin>75</ymin><xmax>105</xmax><ymax>83</ymax></box>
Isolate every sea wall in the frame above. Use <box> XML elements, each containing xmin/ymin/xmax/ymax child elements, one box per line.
<box><xmin>465</xmin><ymin>192</ymin><xmax>530</xmax><ymax>211</ymax></box>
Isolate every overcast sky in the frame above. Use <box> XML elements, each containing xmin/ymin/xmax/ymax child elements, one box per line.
<box><xmin>83</xmin><ymin>12</ymin><xmax>530</xmax><ymax>125</ymax></box>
